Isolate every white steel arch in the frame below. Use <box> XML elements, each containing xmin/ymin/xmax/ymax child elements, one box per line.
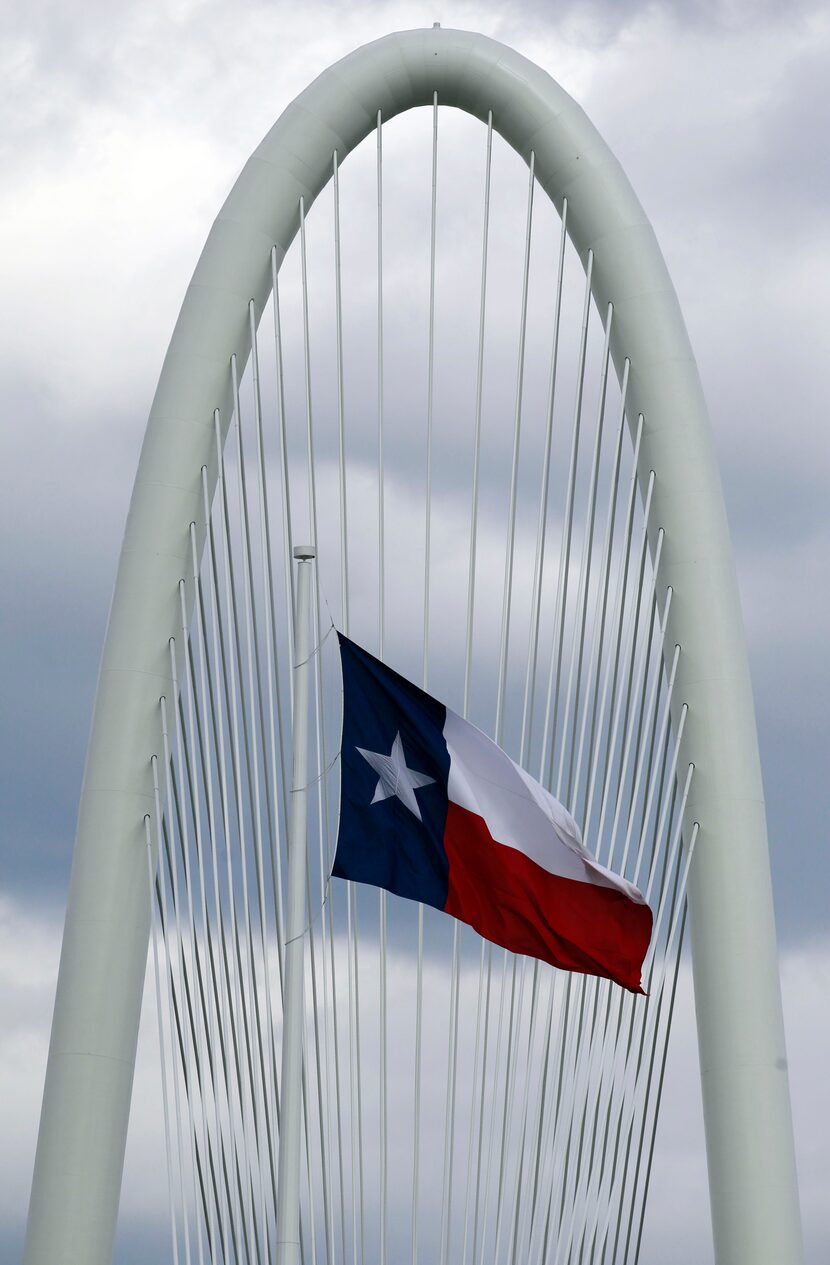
<box><xmin>25</xmin><ymin>25</ymin><xmax>802</xmax><ymax>1265</ymax></box>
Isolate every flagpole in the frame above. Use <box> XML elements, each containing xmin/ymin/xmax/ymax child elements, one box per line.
<box><xmin>276</xmin><ymin>543</ymin><xmax>315</xmax><ymax>1265</ymax></box>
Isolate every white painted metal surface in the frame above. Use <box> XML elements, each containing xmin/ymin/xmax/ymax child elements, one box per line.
<box><xmin>24</xmin><ymin>25</ymin><xmax>802</xmax><ymax>1265</ymax></box>
<box><xmin>275</xmin><ymin>546</ymin><xmax>315</xmax><ymax>1265</ymax></box>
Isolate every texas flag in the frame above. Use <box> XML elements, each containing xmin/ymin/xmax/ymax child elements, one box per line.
<box><xmin>332</xmin><ymin>634</ymin><xmax>652</xmax><ymax>992</ymax></box>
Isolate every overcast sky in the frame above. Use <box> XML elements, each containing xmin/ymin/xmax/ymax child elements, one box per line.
<box><xmin>1</xmin><ymin>1</ymin><xmax>828</xmax><ymax>1262</ymax></box>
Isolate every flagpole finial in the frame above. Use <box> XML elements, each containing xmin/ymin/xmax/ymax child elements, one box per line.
<box><xmin>293</xmin><ymin>544</ymin><xmax>316</xmax><ymax>560</ymax></box>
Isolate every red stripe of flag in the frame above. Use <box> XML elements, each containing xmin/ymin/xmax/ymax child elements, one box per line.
<box><xmin>442</xmin><ymin>802</ymin><xmax>653</xmax><ymax>993</ymax></box>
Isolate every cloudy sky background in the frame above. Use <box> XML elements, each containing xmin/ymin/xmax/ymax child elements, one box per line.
<box><xmin>1</xmin><ymin>1</ymin><xmax>828</xmax><ymax>1261</ymax></box>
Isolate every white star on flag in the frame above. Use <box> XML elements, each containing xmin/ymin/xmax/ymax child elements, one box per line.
<box><xmin>357</xmin><ymin>732</ymin><xmax>435</xmax><ymax>821</ymax></box>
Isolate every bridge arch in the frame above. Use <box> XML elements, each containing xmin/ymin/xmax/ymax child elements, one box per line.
<box><xmin>25</xmin><ymin>26</ymin><xmax>801</xmax><ymax>1265</ymax></box>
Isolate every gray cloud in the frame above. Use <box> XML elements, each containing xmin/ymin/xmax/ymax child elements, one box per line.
<box><xmin>3</xmin><ymin>894</ymin><xmax>829</xmax><ymax>1262</ymax></box>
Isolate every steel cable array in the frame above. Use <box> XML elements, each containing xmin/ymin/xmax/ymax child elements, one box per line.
<box><xmin>146</xmin><ymin>103</ymin><xmax>697</xmax><ymax>1265</ymax></box>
